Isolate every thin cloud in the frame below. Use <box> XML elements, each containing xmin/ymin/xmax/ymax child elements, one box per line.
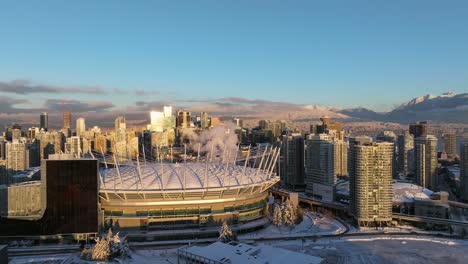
<box><xmin>134</xmin><ymin>89</ymin><xmax>160</xmax><ymax>96</ymax></box>
<box><xmin>0</xmin><ymin>79</ymin><xmax>107</xmax><ymax>95</ymax></box>
<box><xmin>45</xmin><ymin>99</ymin><xmax>115</xmax><ymax>113</ymax></box>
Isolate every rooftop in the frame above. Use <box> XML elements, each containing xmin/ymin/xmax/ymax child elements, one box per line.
<box><xmin>179</xmin><ymin>241</ymin><xmax>321</xmax><ymax>264</ymax></box>
<box><xmin>100</xmin><ymin>162</ymin><xmax>278</xmax><ymax>191</ymax></box>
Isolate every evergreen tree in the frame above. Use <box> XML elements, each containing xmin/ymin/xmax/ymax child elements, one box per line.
<box><xmin>273</xmin><ymin>204</ymin><xmax>283</xmax><ymax>226</ymax></box>
<box><xmin>219</xmin><ymin>221</ymin><xmax>233</xmax><ymax>242</ymax></box>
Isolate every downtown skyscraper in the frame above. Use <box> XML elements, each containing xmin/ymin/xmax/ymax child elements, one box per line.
<box><xmin>414</xmin><ymin>135</ymin><xmax>438</xmax><ymax>190</ymax></box>
<box><xmin>351</xmin><ymin>141</ymin><xmax>393</xmax><ymax>227</ymax></box>
<box><xmin>460</xmin><ymin>139</ymin><xmax>468</xmax><ymax>202</ymax></box>
<box><xmin>40</xmin><ymin>112</ymin><xmax>48</xmax><ymax>131</ymax></box>
<box><xmin>76</xmin><ymin>118</ymin><xmax>86</xmax><ymax>137</ymax></box>
<box><xmin>281</xmin><ymin>133</ymin><xmax>305</xmax><ymax>190</ymax></box>
<box><xmin>305</xmin><ymin>134</ymin><xmax>334</xmax><ymax>199</ymax></box>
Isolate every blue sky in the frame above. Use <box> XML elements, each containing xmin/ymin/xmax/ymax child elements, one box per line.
<box><xmin>0</xmin><ymin>0</ymin><xmax>467</xmax><ymax>112</ymax></box>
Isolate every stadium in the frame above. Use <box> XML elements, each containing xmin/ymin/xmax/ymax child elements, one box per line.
<box><xmin>98</xmin><ymin>146</ymin><xmax>280</xmax><ymax>231</ymax></box>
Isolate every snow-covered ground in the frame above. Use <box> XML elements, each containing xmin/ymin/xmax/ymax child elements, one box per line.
<box><xmin>393</xmin><ymin>181</ymin><xmax>433</xmax><ymax>203</ymax></box>
<box><xmin>9</xmin><ymin>234</ymin><xmax>468</xmax><ymax>264</ymax></box>
<box><xmin>267</xmin><ymin>236</ymin><xmax>468</xmax><ymax>264</ymax></box>
<box><xmin>451</xmin><ymin>206</ymin><xmax>468</xmax><ymax>237</ymax></box>
<box><xmin>238</xmin><ymin>211</ymin><xmax>345</xmax><ymax>240</ymax></box>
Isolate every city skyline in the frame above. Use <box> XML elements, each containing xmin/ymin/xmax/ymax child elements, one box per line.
<box><xmin>1</xmin><ymin>1</ymin><xmax>468</xmax><ymax>118</ymax></box>
<box><xmin>1</xmin><ymin>2</ymin><xmax>468</xmax><ymax>262</ymax></box>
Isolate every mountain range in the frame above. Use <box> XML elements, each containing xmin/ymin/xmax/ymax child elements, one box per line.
<box><xmin>337</xmin><ymin>92</ymin><xmax>468</xmax><ymax>123</ymax></box>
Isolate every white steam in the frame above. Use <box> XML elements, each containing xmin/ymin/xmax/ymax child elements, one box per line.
<box><xmin>181</xmin><ymin>124</ymin><xmax>239</xmax><ymax>162</ymax></box>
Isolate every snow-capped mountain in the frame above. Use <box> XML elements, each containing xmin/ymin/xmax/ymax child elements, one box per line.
<box><xmin>396</xmin><ymin>92</ymin><xmax>457</xmax><ymax>110</ymax></box>
<box><xmin>331</xmin><ymin>92</ymin><xmax>467</xmax><ymax>123</ymax></box>
<box><xmin>386</xmin><ymin>92</ymin><xmax>468</xmax><ymax>123</ymax></box>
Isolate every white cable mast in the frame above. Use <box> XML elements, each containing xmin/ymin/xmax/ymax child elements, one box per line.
<box><xmin>101</xmin><ymin>147</ymin><xmax>108</xmax><ymax>169</ymax></box>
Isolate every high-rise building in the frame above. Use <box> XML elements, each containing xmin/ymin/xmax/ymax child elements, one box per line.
<box><xmin>459</xmin><ymin>139</ymin><xmax>468</xmax><ymax>202</ymax></box>
<box><xmin>35</xmin><ymin>131</ymin><xmax>64</xmax><ymax>160</ymax></box>
<box><xmin>0</xmin><ymin>140</ymin><xmax>7</xmax><ymax>160</ymax></box>
<box><xmin>6</xmin><ymin>141</ymin><xmax>29</xmax><ymax>172</ymax></box>
<box><xmin>351</xmin><ymin>141</ymin><xmax>393</xmax><ymax>227</ymax></box>
<box><xmin>414</xmin><ymin>135</ymin><xmax>438</xmax><ymax>190</ymax></box>
<box><xmin>62</xmin><ymin>112</ymin><xmax>72</xmax><ymax>129</ymax></box>
<box><xmin>315</xmin><ymin>116</ymin><xmax>343</xmax><ymax>134</ymax></box>
<box><xmin>232</xmin><ymin>118</ymin><xmax>243</xmax><ymax>128</ymax></box>
<box><xmin>39</xmin><ymin>158</ymin><xmax>98</xmax><ymax>234</ymax></box>
<box><xmin>40</xmin><ymin>112</ymin><xmax>48</xmax><ymax>131</ymax></box>
<box><xmin>66</xmin><ymin>136</ymin><xmax>81</xmax><ymax>156</ymax></box>
<box><xmin>5</xmin><ymin>124</ymin><xmax>21</xmax><ymax>142</ymax></box>
<box><xmin>305</xmin><ymin>134</ymin><xmax>335</xmax><ymax>197</ymax></box>
<box><xmin>397</xmin><ymin>132</ymin><xmax>414</xmax><ymax>176</ymax></box>
<box><xmin>27</xmin><ymin>127</ymin><xmax>39</xmax><ymax>140</ymax></box>
<box><xmin>177</xmin><ymin>111</ymin><xmax>191</xmax><ymax>128</ymax></box>
<box><xmin>409</xmin><ymin>121</ymin><xmax>428</xmax><ymax>139</ymax></box>
<box><xmin>115</xmin><ymin>116</ymin><xmax>126</xmax><ymax>131</ymax></box>
<box><xmin>281</xmin><ymin>133</ymin><xmax>305</xmax><ymax>190</ymax></box>
<box><xmin>163</xmin><ymin>105</ymin><xmax>173</xmax><ymax>118</ymax></box>
<box><xmin>443</xmin><ymin>132</ymin><xmax>457</xmax><ymax>159</ymax></box>
<box><xmin>376</xmin><ymin>131</ymin><xmax>397</xmax><ymax>177</ymax></box>
<box><xmin>334</xmin><ymin>139</ymin><xmax>348</xmax><ymax>177</ymax></box>
<box><xmin>76</xmin><ymin>117</ymin><xmax>86</xmax><ymax>137</ymax></box>
<box><xmin>259</xmin><ymin>120</ymin><xmax>269</xmax><ymax>130</ymax></box>
<box><xmin>11</xmin><ymin>128</ymin><xmax>22</xmax><ymax>143</ymax></box>
<box><xmin>150</xmin><ymin>111</ymin><xmax>165</xmax><ymax>132</ymax></box>
<box><xmin>376</xmin><ymin>131</ymin><xmax>397</xmax><ymax>143</ymax></box>
<box><xmin>200</xmin><ymin>112</ymin><xmax>210</xmax><ymax>129</ymax></box>
<box><xmin>348</xmin><ymin>136</ymin><xmax>373</xmax><ymax>215</ymax></box>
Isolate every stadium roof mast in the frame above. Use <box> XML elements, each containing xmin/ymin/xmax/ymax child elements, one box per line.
<box><xmin>243</xmin><ymin>145</ymin><xmax>251</xmax><ymax>184</ymax></box>
<box><xmin>223</xmin><ymin>146</ymin><xmax>230</xmax><ymax>186</ymax></box>
<box><xmin>135</xmin><ymin>155</ymin><xmax>143</xmax><ymax>190</ymax></box>
<box><xmin>268</xmin><ymin>147</ymin><xmax>281</xmax><ymax>178</ymax></box>
<box><xmin>255</xmin><ymin>146</ymin><xmax>268</xmax><ymax>178</ymax></box>
<box><xmin>101</xmin><ymin>147</ymin><xmax>108</xmax><ymax>168</ymax></box>
<box><xmin>197</xmin><ymin>143</ymin><xmax>201</xmax><ymax>162</ymax></box>
<box><xmin>141</xmin><ymin>144</ymin><xmax>147</xmax><ymax>165</ymax></box>
<box><xmin>112</xmin><ymin>153</ymin><xmax>124</xmax><ymax>189</ymax></box>
<box><xmin>184</xmin><ymin>144</ymin><xmax>187</xmax><ymax>191</ymax></box>
<box><xmin>159</xmin><ymin>145</ymin><xmax>164</xmax><ymax>190</ymax></box>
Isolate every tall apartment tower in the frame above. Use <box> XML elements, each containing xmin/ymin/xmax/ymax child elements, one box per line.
<box><xmin>62</xmin><ymin>112</ymin><xmax>72</xmax><ymax>129</ymax></box>
<box><xmin>40</xmin><ymin>112</ymin><xmax>48</xmax><ymax>131</ymax></box>
<box><xmin>76</xmin><ymin>118</ymin><xmax>86</xmax><ymax>137</ymax></box>
<box><xmin>409</xmin><ymin>121</ymin><xmax>428</xmax><ymax>138</ymax></box>
<box><xmin>281</xmin><ymin>133</ymin><xmax>305</xmax><ymax>190</ymax></box>
<box><xmin>397</xmin><ymin>132</ymin><xmax>414</xmax><ymax>176</ymax></box>
<box><xmin>352</xmin><ymin>141</ymin><xmax>393</xmax><ymax>227</ymax></box>
<box><xmin>163</xmin><ymin>105</ymin><xmax>172</xmax><ymax>118</ymax></box>
<box><xmin>177</xmin><ymin>111</ymin><xmax>191</xmax><ymax>128</ymax></box>
<box><xmin>11</xmin><ymin>129</ymin><xmax>21</xmax><ymax>142</ymax></box>
<box><xmin>334</xmin><ymin>139</ymin><xmax>348</xmax><ymax>177</ymax></box>
<box><xmin>28</xmin><ymin>127</ymin><xmax>39</xmax><ymax>140</ymax></box>
<box><xmin>414</xmin><ymin>135</ymin><xmax>438</xmax><ymax>190</ymax></box>
<box><xmin>115</xmin><ymin>116</ymin><xmax>126</xmax><ymax>131</ymax></box>
<box><xmin>6</xmin><ymin>141</ymin><xmax>29</xmax><ymax>172</ymax></box>
<box><xmin>376</xmin><ymin>131</ymin><xmax>397</xmax><ymax>177</ymax></box>
<box><xmin>443</xmin><ymin>132</ymin><xmax>457</xmax><ymax>158</ymax></box>
<box><xmin>305</xmin><ymin>134</ymin><xmax>335</xmax><ymax>196</ymax></box>
<box><xmin>348</xmin><ymin>136</ymin><xmax>373</xmax><ymax>215</ymax></box>
<box><xmin>200</xmin><ymin>112</ymin><xmax>210</xmax><ymax>129</ymax></box>
<box><xmin>150</xmin><ymin>111</ymin><xmax>165</xmax><ymax>132</ymax></box>
<box><xmin>459</xmin><ymin>139</ymin><xmax>468</xmax><ymax>202</ymax></box>
<box><xmin>66</xmin><ymin>136</ymin><xmax>81</xmax><ymax>156</ymax></box>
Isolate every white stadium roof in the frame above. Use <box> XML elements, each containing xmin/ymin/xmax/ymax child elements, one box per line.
<box><xmin>100</xmin><ymin>162</ymin><xmax>278</xmax><ymax>191</ymax></box>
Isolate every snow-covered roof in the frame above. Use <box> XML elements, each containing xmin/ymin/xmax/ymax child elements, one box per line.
<box><xmin>179</xmin><ymin>241</ymin><xmax>321</xmax><ymax>264</ymax></box>
<box><xmin>393</xmin><ymin>181</ymin><xmax>433</xmax><ymax>203</ymax></box>
<box><xmin>100</xmin><ymin>162</ymin><xmax>277</xmax><ymax>191</ymax></box>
